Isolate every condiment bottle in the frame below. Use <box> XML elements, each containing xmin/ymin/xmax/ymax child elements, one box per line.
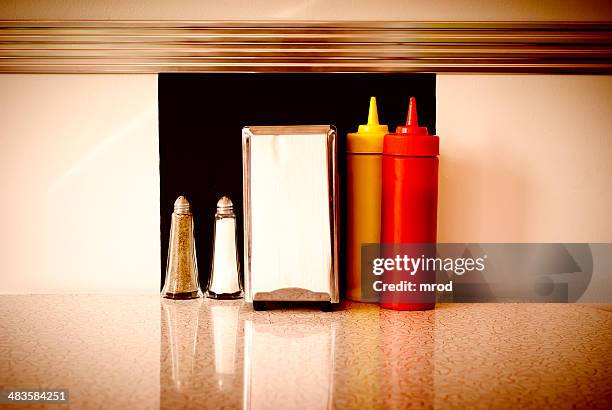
<box><xmin>380</xmin><ymin>97</ymin><xmax>439</xmax><ymax>311</ymax></box>
<box><xmin>346</xmin><ymin>97</ymin><xmax>389</xmax><ymax>302</ymax></box>
<box><xmin>162</xmin><ymin>196</ymin><xmax>203</xmax><ymax>299</ymax></box>
<box><xmin>206</xmin><ymin>196</ymin><xmax>243</xmax><ymax>299</ymax></box>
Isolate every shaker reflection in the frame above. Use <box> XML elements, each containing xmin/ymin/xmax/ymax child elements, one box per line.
<box><xmin>243</xmin><ymin>314</ymin><xmax>336</xmax><ymax>410</ymax></box>
<box><xmin>210</xmin><ymin>302</ymin><xmax>243</xmax><ymax>406</ymax></box>
<box><xmin>161</xmin><ymin>298</ymin><xmax>203</xmax><ymax>392</ymax></box>
<box><xmin>161</xmin><ymin>299</ymin><xmax>244</xmax><ymax>409</ymax></box>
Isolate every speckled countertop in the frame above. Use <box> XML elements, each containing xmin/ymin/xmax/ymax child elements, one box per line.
<box><xmin>1</xmin><ymin>296</ymin><xmax>611</xmax><ymax>409</ymax></box>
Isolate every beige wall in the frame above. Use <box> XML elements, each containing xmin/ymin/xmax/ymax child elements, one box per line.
<box><xmin>0</xmin><ymin>0</ymin><xmax>611</xmax><ymax>21</ymax></box>
<box><xmin>437</xmin><ymin>75</ymin><xmax>612</xmax><ymax>243</ymax></box>
<box><xmin>1</xmin><ymin>74</ymin><xmax>610</xmax><ymax>293</ymax></box>
<box><xmin>0</xmin><ymin>74</ymin><xmax>159</xmax><ymax>294</ymax></box>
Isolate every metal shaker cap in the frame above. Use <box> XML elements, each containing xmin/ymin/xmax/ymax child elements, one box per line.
<box><xmin>216</xmin><ymin>196</ymin><xmax>234</xmax><ymax>216</ymax></box>
<box><xmin>174</xmin><ymin>196</ymin><xmax>191</xmax><ymax>214</ymax></box>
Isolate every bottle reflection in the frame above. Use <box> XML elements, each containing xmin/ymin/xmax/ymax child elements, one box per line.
<box><xmin>210</xmin><ymin>303</ymin><xmax>242</xmax><ymax>394</ymax></box>
<box><xmin>243</xmin><ymin>316</ymin><xmax>336</xmax><ymax>410</ymax></box>
<box><xmin>161</xmin><ymin>298</ymin><xmax>203</xmax><ymax>392</ymax></box>
<box><xmin>380</xmin><ymin>309</ymin><xmax>435</xmax><ymax>409</ymax></box>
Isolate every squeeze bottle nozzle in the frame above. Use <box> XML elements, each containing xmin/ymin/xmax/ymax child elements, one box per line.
<box><xmin>357</xmin><ymin>97</ymin><xmax>389</xmax><ymax>135</ymax></box>
<box><xmin>396</xmin><ymin>96</ymin><xmax>429</xmax><ymax>136</ymax></box>
<box><xmin>407</xmin><ymin>96</ymin><xmax>418</xmax><ymax>127</ymax></box>
<box><xmin>368</xmin><ymin>96</ymin><xmax>379</xmax><ymax>124</ymax></box>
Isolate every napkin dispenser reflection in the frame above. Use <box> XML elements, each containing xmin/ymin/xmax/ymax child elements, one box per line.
<box><xmin>242</xmin><ymin>126</ymin><xmax>339</xmax><ymax>310</ymax></box>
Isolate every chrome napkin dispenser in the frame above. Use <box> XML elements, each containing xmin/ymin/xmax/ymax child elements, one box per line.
<box><xmin>242</xmin><ymin>125</ymin><xmax>339</xmax><ymax>311</ymax></box>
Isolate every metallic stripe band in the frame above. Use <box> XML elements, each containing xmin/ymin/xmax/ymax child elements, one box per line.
<box><xmin>1</xmin><ymin>21</ymin><xmax>611</xmax><ymax>73</ymax></box>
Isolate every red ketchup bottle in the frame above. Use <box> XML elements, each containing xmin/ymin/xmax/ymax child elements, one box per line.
<box><xmin>380</xmin><ymin>97</ymin><xmax>439</xmax><ymax>311</ymax></box>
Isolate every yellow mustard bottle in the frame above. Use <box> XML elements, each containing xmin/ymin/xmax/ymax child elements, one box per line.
<box><xmin>346</xmin><ymin>97</ymin><xmax>389</xmax><ymax>302</ymax></box>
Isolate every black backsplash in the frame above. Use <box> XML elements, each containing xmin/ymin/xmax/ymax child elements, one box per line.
<box><xmin>159</xmin><ymin>73</ymin><xmax>436</xmax><ymax>291</ymax></box>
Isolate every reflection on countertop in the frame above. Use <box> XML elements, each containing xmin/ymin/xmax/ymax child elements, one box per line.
<box><xmin>161</xmin><ymin>299</ymin><xmax>612</xmax><ymax>409</ymax></box>
<box><xmin>1</xmin><ymin>296</ymin><xmax>612</xmax><ymax>409</ymax></box>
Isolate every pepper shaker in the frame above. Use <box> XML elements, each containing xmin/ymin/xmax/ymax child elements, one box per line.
<box><xmin>161</xmin><ymin>196</ymin><xmax>202</xmax><ymax>299</ymax></box>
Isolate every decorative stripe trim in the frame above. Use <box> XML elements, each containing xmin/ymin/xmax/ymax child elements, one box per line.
<box><xmin>1</xmin><ymin>21</ymin><xmax>611</xmax><ymax>73</ymax></box>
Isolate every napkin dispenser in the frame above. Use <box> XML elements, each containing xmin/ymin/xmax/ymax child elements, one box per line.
<box><xmin>242</xmin><ymin>125</ymin><xmax>339</xmax><ymax>311</ymax></box>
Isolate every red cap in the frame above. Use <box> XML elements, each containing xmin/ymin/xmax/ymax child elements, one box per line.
<box><xmin>383</xmin><ymin>97</ymin><xmax>439</xmax><ymax>157</ymax></box>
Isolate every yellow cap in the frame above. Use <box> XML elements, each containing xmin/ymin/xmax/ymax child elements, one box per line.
<box><xmin>347</xmin><ymin>97</ymin><xmax>389</xmax><ymax>153</ymax></box>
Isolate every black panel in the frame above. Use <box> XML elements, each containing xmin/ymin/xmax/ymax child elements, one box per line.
<box><xmin>159</xmin><ymin>73</ymin><xmax>436</xmax><ymax>291</ymax></box>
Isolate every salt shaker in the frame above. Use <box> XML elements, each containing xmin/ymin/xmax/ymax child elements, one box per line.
<box><xmin>206</xmin><ymin>196</ymin><xmax>243</xmax><ymax>299</ymax></box>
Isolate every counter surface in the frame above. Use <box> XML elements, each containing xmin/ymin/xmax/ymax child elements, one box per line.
<box><xmin>1</xmin><ymin>296</ymin><xmax>611</xmax><ymax>409</ymax></box>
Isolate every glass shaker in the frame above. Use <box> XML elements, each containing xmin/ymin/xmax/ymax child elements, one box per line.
<box><xmin>206</xmin><ymin>196</ymin><xmax>243</xmax><ymax>299</ymax></box>
<box><xmin>161</xmin><ymin>195</ymin><xmax>203</xmax><ymax>299</ymax></box>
